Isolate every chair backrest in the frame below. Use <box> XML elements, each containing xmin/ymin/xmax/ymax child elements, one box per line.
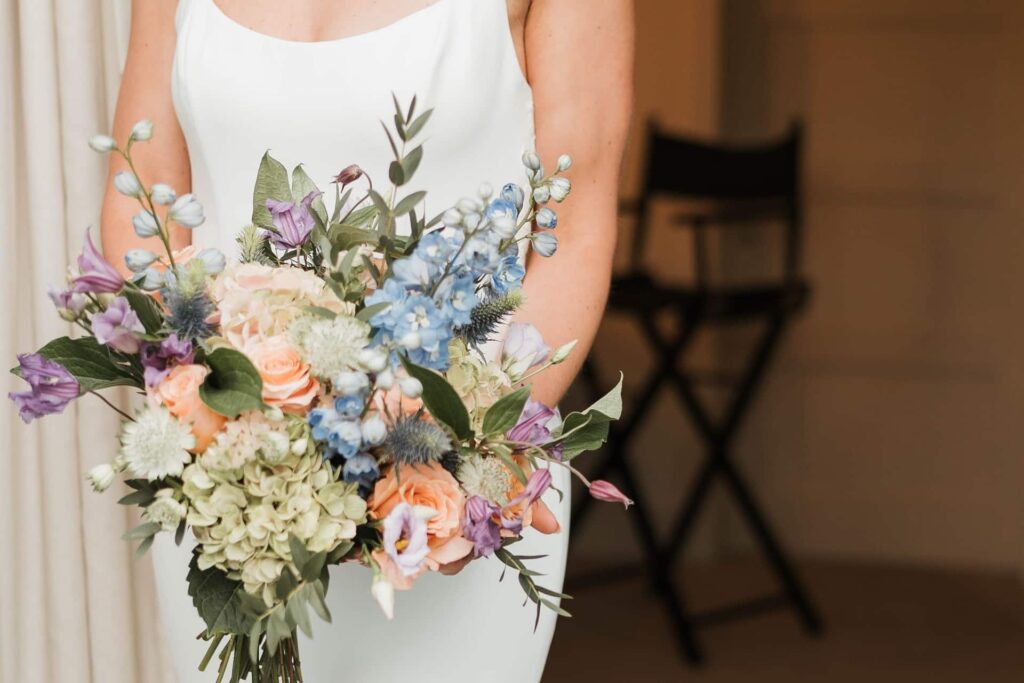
<box><xmin>631</xmin><ymin>120</ymin><xmax>804</xmax><ymax>282</ymax></box>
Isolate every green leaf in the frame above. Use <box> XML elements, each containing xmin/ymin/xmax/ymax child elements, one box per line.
<box><xmin>300</xmin><ymin>551</ymin><xmax>327</xmax><ymax>583</ymax></box>
<box><xmin>394</xmin><ymin>191</ymin><xmax>426</xmax><ymax>217</ymax></box>
<box><xmin>287</xmin><ymin>590</ymin><xmax>313</xmax><ymax>638</ymax></box>
<box><xmin>291</xmin><ymin>164</ymin><xmax>328</xmax><ymax>225</ymax></box>
<box><xmin>266</xmin><ymin>608</ymin><xmax>289</xmax><ymax>655</ymax></box>
<box><xmin>288</xmin><ymin>535</ymin><xmax>310</xmax><ymax>571</ymax></box>
<box><xmin>356</xmin><ymin>302</ymin><xmax>390</xmax><ymax>323</ymax></box>
<box><xmin>481</xmin><ymin>385</ymin><xmax>531</xmax><ymax>437</ymax></box>
<box><xmin>405</xmin><ymin>109</ymin><xmax>433</xmax><ymax>140</ymax></box>
<box><xmin>199</xmin><ymin>348</ymin><xmax>266</xmax><ymax>418</ymax></box>
<box><xmin>252</xmin><ymin>151</ymin><xmax>291</xmax><ymax>228</ymax></box>
<box><xmin>123</xmin><ymin>289</ymin><xmax>164</xmax><ymax>334</ymax></box>
<box><xmin>400</xmin><ymin>145</ymin><xmax>424</xmax><ymax>183</ymax></box>
<box><xmin>14</xmin><ymin>336</ymin><xmax>140</xmax><ymax>392</ymax></box>
<box><xmin>133</xmin><ymin>534</ymin><xmax>156</xmax><ymax>559</ymax></box>
<box><xmin>547</xmin><ymin>373</ymin><xmax>623</xmax><ymax>460</ymax></box>
<box><xmin>399</xmin><ymin>356</ymin><xmax>472</xmax><ymax>440</ymax></box>
<box><xmin>187</xmin><ymin>555</ymin><xmax>259</xmax><ymax>636</ymax></box>
<box><xmin>345</xmin><ymin>204</ymin><xmax>378</xmax><ymax>228</ymax></box>
<box><xmin>307</xmin><ymin>580</ymin><xmax>331</xmax><ymax>623</ymax></box>
<box><xmin>123</xmin><ymin>521</ymin><xmax>161</xmax><ymax>540</ymax></box>
<box><xmin>389</xmin><ymin>160</ymin><xmax>406</xmax><ymax>186</ymax></box>
<box><xmin>328</xmin><ymin>224</ymin><xmax>379</xmax><ymax>255</ymax></box>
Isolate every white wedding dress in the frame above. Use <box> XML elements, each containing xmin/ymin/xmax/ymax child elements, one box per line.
<box><xmin>151</xmin><ymin>1</ymin><xmax>570</xmax><ymax>681</ymax></box>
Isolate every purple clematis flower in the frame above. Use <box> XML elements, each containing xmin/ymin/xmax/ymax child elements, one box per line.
<box><xmin>8</xmin><ymin>353</ymin><xmax>80</xmax><ymax>423</ymax></box>
<box><xmin>265</xmin><ymin>191</ymin><xmax>321</xmax><ymax>249</ymax></box>
<box><xmin>508</xmin><ymin>399</ymin><xmax>559</xmax><ymax>446</ymax></box>
<box><xmin>140</xmin><ymin>334</ymin><xmax>194</xmax><ymax>387</ymax></box>
<box><xmin>501</xmin><ymin>468</ymin><xmax>553</xmax><ymax>535</ymax></box>
<box><xmin>463</xmin><ymin>496</ymin><xmax>503</xmax><ymax>558</ymax></box>
<box><xmin>91</xmin><ymin>296</ymin><xmax>144</xmax><ymax>354</ymax></box>
<box><xmin>382</xmin><ymin>503</ymin><xmax>431</xmax><ymax>578</ymax></box>
<box><xmin>72</xmin><ymin>229</ymin><xmax>124</xmax><ymax>294</ymax></box>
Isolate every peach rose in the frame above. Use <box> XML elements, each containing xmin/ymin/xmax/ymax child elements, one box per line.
<box><xmin>245</xmin><ymin>336</ymin><xmax>320</xmax><ymax>414</ymax></box>
<box><xmin>369</xmin><ymin>462</ymin><xmax>474</xmax><ymax>570</ymax></box>
<box><xmin>153</xmin><ymin>364</ymin><xmax>226</xmax><ymax>452</ymax></box>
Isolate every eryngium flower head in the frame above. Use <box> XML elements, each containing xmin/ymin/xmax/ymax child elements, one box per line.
<box><xmin>454</xmin><ymin>289</ymin><xmax>523</xmax><ymax>347</ymax></box>
<box><xmin>385</xmin><ymin>416</ymin><xmax>451</xmax><ymax>467</ymax></box>
<box><xmin>165</xmin><ymin>286</ymin><xmax>215</xmax><ymax>341</ymax></box>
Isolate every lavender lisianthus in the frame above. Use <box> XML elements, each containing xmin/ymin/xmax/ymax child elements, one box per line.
<box><xmin>463</xmin><ymin>495</ymin><xmax>503</xmax><ymax>558</ymax></box>
<box><xmin>501</xmin><ymin>322</ymin><xmax>550</xmax><ymax>379</ymax></box>
<box><xmin>382</xmin><ymin>503</ymin><xmax>432</xmax><ymax>577</ymax></box>
<box><xmin>91</xmin><ymin>296</ymin><xmax>145</xmax><ymax>353</ymax></box>
<box><xmin>72</xmin><ymin>229</ymin><xmax>123</xmax><ymax>294</ymax></box>
<box><xmin>265</xmin><ymin>191</ymin><xmax>321</xmax><ymax>249</ymax></box>
<box><xmin>8</xmin><ymin>354</ymin><xmax>80</xmax><ymax>423</ymax></box>
<box><xmin>47</xmin><ymin>286</ymin><xmax>87</xmax><ymax>320</ymax></box>
<box><xmin>140</xmin><ymin>334</ymin><xmax>194</xmax><ymax>387</ymax></box>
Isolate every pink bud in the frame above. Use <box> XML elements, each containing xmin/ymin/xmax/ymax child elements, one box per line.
<box><xmin>333</xmin><ymin>164</ymin><xmax>364</xmax><ymax>185</ymax></box>
<box><xmin>589</xmin><ymin>480</ymin><xmax>633</xmax><ymax>508</ymax></box>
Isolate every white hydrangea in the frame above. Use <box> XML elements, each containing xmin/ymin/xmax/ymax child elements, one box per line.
<box><xmin>120</xmin><ymin>406</ymin><xmax>195</xmax><ymax>480</ymax></box>
<box><xmin>181</xmin><ymin>423</ymin><xmax>367</xmax><ymax>605</ymax></box>
<box><xmin>145</xmin><ymin>489</ymin><xmax>187</xmax><ymax>531</ymax></box>
<box><xmin>289</xmin><ymin>314</ymin><xmax>373</xmax><ymax>379</ymax></box>
<box><xmin>458</xmin><ymin>454</ymin><xmax>514</xmax><ymax>505</ymax></box>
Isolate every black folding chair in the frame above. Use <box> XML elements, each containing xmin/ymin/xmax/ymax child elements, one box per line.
<box><xmin>571</xmin><ymin>120</ymin><xmax>822</xmax><ymax>664</ymax></box>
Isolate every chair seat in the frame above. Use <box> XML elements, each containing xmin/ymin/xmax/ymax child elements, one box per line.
<box><xmin>608</xmin><ymin>274</ymin><xmax>809</xmax><ymax>323</ymax></box>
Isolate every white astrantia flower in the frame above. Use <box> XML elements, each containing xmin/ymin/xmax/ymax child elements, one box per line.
<box><xmin>120</xmin><ymin>406</ymin><xmax>195</xmax><ymax>481</ymax></box>
<box><xmin>458</xmin><ymin>454</ymin><xmax>514</xmax><ymax>505</ymax></box>
<box><xmin>145</xmin><ymin>489</ymin><xmax>187</xmax><ymax>531</ymax></box>
<box><xmin>86</xmin><ymin>463</ymin><xmax>117</xmax><ymax>492</ymax></box>
<box><xmin>289</xmin><ymin>314</ymin><xmax>373</xmax><ymax>379</ymax></box>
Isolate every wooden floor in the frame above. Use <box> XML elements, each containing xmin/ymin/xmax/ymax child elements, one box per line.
<box><xmin>544</xmin><ymin>560</ymin><xmax>1024</xmax><ymax>682</ymax></box>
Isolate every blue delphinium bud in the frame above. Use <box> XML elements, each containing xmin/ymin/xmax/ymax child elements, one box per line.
<box><xmin>334</xmin><ymin>394</ymin><xmax>365</xmax><ymax>419</ymax></box>
<box><xmin>125</xmin><ymin>249</ymin><xmax>158</xmax><ymax>273</ymax></box>
<box><xmin>197</xmin><ymin>248</ymin><xmax>226</xmax><ymax>275</ymax></box>
<box><xmin>557</xmin><ymin>154</ymin><xmax>573</xmax><ymax>172</ymax></box>
<box><xmin>536</xmin><ymin>208</ymin><xmax>558</xmax><ymax>230</ymax></box>
<box><xmin>137</xmin><ymin>267</ymin><xmax>165</xmax><ymax>291</ymax></box>
<box><xmin>335</xmin><ymin>370</ymin><xmax>370</xmax><ymax>396</ymax></box>
<box><xmin>113</xmin><ymin>171</ymin><xmax>142</xmax><ymax>197</ymax></box>
<box><xmin>130</xmin><ymin>119</ymin><xmax>154</xmax><ymax>142</ymax></box>
<box><xmin>549</xmin><ymin>177</ymin><xmax>571</xmax><ymax>202</ymax></box>
<box><xmin>501</xmin><ymin>183</ymin><xmax>525</xmax><ymax>213</ymax></box>
<box><xmin>328</xmin><ymin>420</ymin><xmax>363</xmax><ymax>459</ymax></box>
<box><xmin>169</xmin><ymin>194</ymin><xmax>205</xmax><ymax>228</ymax></box>
<box><xmin>151</xmin><ymin>183</ymin><xmax>177</xmax><ymax>206</ymax></box>
<box><xmin>361</xmin><ymin>415</ymin><xmax>388</xmax><ymax>446</ymax></box>
<box><xmin>88</xmin><ymin>135</ymin><xmax>117</xmax><ymax>153</ymax></box>
<box><xmin>532</xmin><ymin>231</ymin><xmax>558</xmax><ymax>257</ymax></box>
<box><xmin>522</xmin><ymin>151</ymin><xmax>541</xmax><ymax>171</ymax></box>
<box><xmin>533</xmin><ymin>185</ymin><xmax>551</xmax><ymax>204</ymax></box>
<box><xmin>132</xmin><ymin>211</ymin><xmax>160</xmax><ymax>238</ymax></box>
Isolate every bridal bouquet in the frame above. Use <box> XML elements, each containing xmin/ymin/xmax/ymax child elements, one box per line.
<box><xmin>8</xmin><ymin>98</ymin><xmax>628</xmax><ymax>682</ymax></box>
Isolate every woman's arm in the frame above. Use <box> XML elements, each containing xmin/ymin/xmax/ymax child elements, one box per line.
<box><xmin>517</xmin><ymin>0</ymin><xmax>635</xmax><ymax>406</ymax></box>
<box><xmin>101</xmin><ymin>0</ymin><xmax>192</xmax><ymax>273</ymax></box>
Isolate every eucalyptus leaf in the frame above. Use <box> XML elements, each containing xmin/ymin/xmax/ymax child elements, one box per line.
<box><xmin>199</xmin><ymin>348</ymin><xmax>266</xmax><ymax>418</ymax></box>
<box><xmin>389</xmin><ymin>160</ymin><xmax>406</xmax><ymax>186</ymax></box>
<box><xmin>405</xmin><ymin>109</ymin><xmax>433</xmax><ymax>140</ymax></box>
<box><xmin>399</xmin><ymin>355</ymin><xmax>472</xmax><ymax>440</ymax></box>
<box><xmin>356</xmin><ymin>302</ymin><xmax>391</xmax><ymax>323</ymax></box>
<box><xmin>401</xmin><ymin>145</ymin><xmax>423</xmax><ymax>182</ymax></box>
<box><xmin>394</xmin><ymin>191</ymin><xmax>427</xmax><ymax>217</ymax></box>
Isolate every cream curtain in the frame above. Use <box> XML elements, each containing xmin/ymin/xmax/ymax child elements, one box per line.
<box><xmin>0</xmin><ymin>1</ymin><xmax>173</xmax><ymax>682</ymax></box>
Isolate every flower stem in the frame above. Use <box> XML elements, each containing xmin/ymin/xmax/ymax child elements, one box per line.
<box><xmin>89</xmin><ymin>390</ymin><xmax>134</xmax><ymax>421</ymax></box>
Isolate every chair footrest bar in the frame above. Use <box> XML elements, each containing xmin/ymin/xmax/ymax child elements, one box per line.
<box><xmin>690</xmin><ymin>593</ymin><xmax>790</xmax><ymax>628</ymax></box>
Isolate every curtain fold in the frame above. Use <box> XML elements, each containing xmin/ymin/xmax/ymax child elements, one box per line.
<box><xmin>0</xmin><ymin>1</ymin><xmax>172</xmax><ymax>681</ymax></box>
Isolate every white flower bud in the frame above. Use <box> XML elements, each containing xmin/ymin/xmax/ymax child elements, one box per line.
<box><xmin>551</xmin><ymin>339</ymin><xmax>578</xmax><ymax>364</ymax></box>
<box><xmin>536</xmin><ymin>208</ymin><xmax>558</xmax><ymax>230</ymax></box>
<box><xmin>88</xmin><ymin>135</ymin><xmax>117</xmax><ymax>153</ymax></box>
<box><xmin>290</xmin><ymin>437</ymin><xmax>308</xmax><ymax>455</ymax></box>
<box><xmin>169</xmin><ymin>193</ymin><xmax>205</xmax><ymax>228</ymax></box>
<box><xmin>399</xmin><ymin>331</ymin><xmax>421</xmax><ymax>350</ymax></box>
<box><xmin>462</xmin><ymin>212</ymin><xmax>481</xmax><ymax>231</ymax></box>
<box><xmin>86</xmin><ymin>463</ymin><xmax>117</xmax><ymax>493</ymax></box>
<box><xmin>197</xmin><ymin>248</ymin><xmax>226</xmax><ymax>275</ymax></box>
<box><xmin>263</xmin><ymin>432</ymin><xmax>291</xmax><ymax>464</ymax></box>
<box><xmin>137</xmin><ymin>268</ymin><xmax>165</xmax><ymax>291</ymax></box>
<box><xmin>130</xmin><ymin>119</ymin><xmax>154</xmax><ymax>142</ymax></box>
<box><xmin>358</xmin><ymin>348</ymin><xmax>389</xmax><ymax>373</ymax></box>
<box><xmin>125</xmin><ymin>249</ymin><xmax>158</xmax><ymax>273</ymax></box>
<box><xmin>556</xmin><ymin>154</ymin><xmax>573</xmax><ymax>172</ymax></box>
<box><xmin>371</xmin><ymin>574</ymin><xmax>395</xmax><ymax>620</ymax></box>
<box><xmin>361</xmin><ymin>415</ymin><xmax>388</xmax><ymax>446</ymax></box>
<box><xmin>398</xmin><ymin>376</ymin><xmax>423</xmax><ymax>399</ymax></box>
<box><xmin>442</xmin><ymin>208</ymin><xmax>463</xmax><ymax>228</ymax></box>
<box><xmin>522</xmin><ymin>151</ymin><xmax>541</xmax><ymax>171</ymax></box>
<box><xmin>477</xmin><ymin>183</ymin><xmax>493</xmax><ymax>199</ymax></box>
<box><xmin>151</xmin><ymin>183</ymin><xmax>177</xmax><ymax>205</ymax></box>
<box><xmin>549</xmin><ymin>177</ymin><xmax>571</xmax><ymax>202</ymax></box>
<box><xmin>376</xmin><ymin>369</ymin><xmax>395</xmax><ymax>390</ymax></box>
<box><xmin>335</xmin><ymin>371</ymin><xmax>370</xmax><ymax>396</ymax></box>
<box><xmin>532</xmin><ymin>186</ymin><xmax>551</xmax><ymax>204</ymax></box>
<box><xmin>457</xmin><ymin>198</ymin><xmax>483</xmax><ymax>214</ymax></box>
<box><xmin>132</xmin><ymin>211</ymin><xmax>160</xmax><ymax>238</ymax></box>
<box><xmin>490</xmin><ymin>215</ymin><xmax>518</xmax><ymax>240</ymax></box>
<box><xmin>113</xmin><ymin>171</ymin><xmax>142</xmax><ymax>197</ymax></box>
<box><xmin>532</xmin><ymin>231</ymin><xmax>558</xmax><ymax>257</ymax></box>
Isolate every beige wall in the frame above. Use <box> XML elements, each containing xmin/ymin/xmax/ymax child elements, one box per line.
<box><xmin>719</xmin><ymin>0</ymin><xmax>1024</xmax><ymax>571</ymax></box>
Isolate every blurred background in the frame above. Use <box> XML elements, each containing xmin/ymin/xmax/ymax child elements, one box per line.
<box><xmin>548</xmin><ymin>0</ymin><xmax>1024</xmax><ymax>681</ymax></box>
<box><xmin>2</xmin><ymin>1</ymin><xmax>1023</xmax><ymax>682</ymax></box>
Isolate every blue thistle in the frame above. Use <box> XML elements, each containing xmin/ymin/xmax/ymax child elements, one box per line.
<box><xmin>164</xmin><ymin>288</ymin><xmax>215</xmax><ymax>341</ymax></box>
<box><xmin>455</xmin><ymin>289</ymin><xmax>523</xmax><ymax>347</ymax></box>
<box><xmin>385</xmin><ymin>416</ymin><xmax>451</xmax><ymax>467</ymax></box>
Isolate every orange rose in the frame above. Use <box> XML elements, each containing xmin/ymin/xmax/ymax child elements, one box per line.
<box><xmin>245</xmin><ymin>336</ymin><xmax>320</xmax><ymax>414</ymax></box>
<box><xmin>369</xmin><ymin>462</ymin><xmax>474</xmax><ymax>570</ymax></box>
<box><xmin>153</xmin><ymin>364</ymin><xmax>226</xmax><ymax>452</ymax></box>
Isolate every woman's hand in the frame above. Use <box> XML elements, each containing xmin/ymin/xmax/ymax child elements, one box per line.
<box><xmin>101</xmin><ymin>0</ymin><xmax>192</xmax><ymax>274</ymax></box>
<box><xmin>515</xmin><ymin>0</ymin><xmax>635</xmax><ymax>406</ymax></box>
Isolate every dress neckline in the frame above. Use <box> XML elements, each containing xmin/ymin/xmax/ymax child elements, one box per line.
<box><xmin>206</xmin><ymin>0</ymin><xmax>454</xmax><ymax>48</ymax></box>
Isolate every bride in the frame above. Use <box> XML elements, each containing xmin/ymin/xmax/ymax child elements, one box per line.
<box><xmin>100</xmin><ymin>1</ymin><xmax>632</xmax><ymax>680</ymax></box>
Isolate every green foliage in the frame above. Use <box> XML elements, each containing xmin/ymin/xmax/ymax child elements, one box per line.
<box><xmin>481</xmin><ymin>385</ymin><xmax>532</xmax><ymax>437</ymax></box>
<box><xmin>199</xmin><ymin>348</ymin><xmax>266</xmax><ymax>418</ymax></box>
<box><xmin>400</xmin><ymin>355</ymin><xmax>472</xmax><ymax>440</ymax></box>
<box><xmin>123</xmin><ymin>288</ymin><xmax>164</xmax><ymax>334</ymax></box>
<box><xmin>187</xmin><ymin>555</ymin><xmax>260</xmax><ymax>637</ymax></box>
<box><xmin>251</xmin><ymin>152</ymin><xmax>291</xmax><ymax>228</ymax></box>
<box><xmin>495</xmin><ymin>546</ymin><xmax>572</xmax><ymax>630</ymax></box>
<box><xmin>547</xmin><ymin>374</ymin><xmax>624</xmax><ymax>460</ymax></box>
<box><xmin>13</xmin><ymin>335</ymin><xmax>141</xmax><ymax>392</ymax></box>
